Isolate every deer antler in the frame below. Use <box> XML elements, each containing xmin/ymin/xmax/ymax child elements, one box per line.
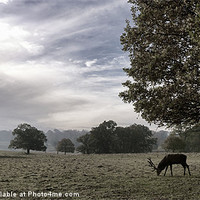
<box><xmin>147</xmin><ymin>158</ymin><xmax>157</xmax><ymax>172</ymax></box>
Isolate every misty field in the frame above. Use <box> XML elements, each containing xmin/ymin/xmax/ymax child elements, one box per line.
<box><xmin>0</xmin><ymin>151</ymin><xmax>200</xmax><ymax>200</ymax></box>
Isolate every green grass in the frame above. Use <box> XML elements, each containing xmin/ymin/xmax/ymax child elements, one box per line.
<box><xmin>0</xmin><ymin>151</ymin><xmax>199</xmax><ymax>199</ymax></box>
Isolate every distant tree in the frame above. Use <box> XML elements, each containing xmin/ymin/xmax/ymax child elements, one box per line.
<box><xmin>56</xmin><ymin>138</ymin><xmax>75</xmax><ymax>154</ymax></box>
<box><xmin>110</xmin><ymin>127</ymin><xmax>127</xmax><ymax>153</ymax></box>
<box><xmin>90</xmin><ymin>120</ymin><xmax>117</xmax><ymax>154</ymax></box>
<box><xmin>77</xmin><ymin>121</ymin><xmax>156</xmax><ymax>154</ymax></box>
<box><xmin>162</xmin><ymin>134</ymin><xmax>185</xmax><ymax>152</ymax></box>
<box><xmin>46</xmin><ymin>129</ymin><xmax>87</xmax><ymax>149</ymax></box>
<box><xmin>120</xmin><ymin>0</ymin><xmax>200</xmax><ymax>128</ymax></box>
<box><xmin>114</xmin><ymin>125</ymin><xmax>156</xmax><ymax>153</ymax></box>
<box><xmin>9</xmin><ymin>123</ymin><xmax>47</xmax><ymax>154</ymax></box>
<box><xmin>127</xmin><ymin>124</ymin><xmax>157</xmax><ymax>153</ymax></box>
<box><xmin>77</xmin><ymin>134</ymin><xmax>93</xmax><ymax>154</ymax></box>
<box><xmin>179</xmin><ymin>123</ymin><xmax>200</xmax><ymax>152</ymax></box>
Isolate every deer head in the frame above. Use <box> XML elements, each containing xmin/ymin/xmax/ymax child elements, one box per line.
<box><xmin>147</xmin><ymin>158</ymin><xmax>162</xmax><ymax>176</ymax></box>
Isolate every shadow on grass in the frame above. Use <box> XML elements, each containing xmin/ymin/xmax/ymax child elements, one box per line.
<box><xmin>0</xmin><ymin>156</ymin><xmax>27</xmax><ymax>159</ymax></box>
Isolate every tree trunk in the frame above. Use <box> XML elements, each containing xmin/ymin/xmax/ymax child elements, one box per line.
<box><xmin>27</xmin><ymin>149</ymin><xmax>30</xmax><ymax>154</ymax></box>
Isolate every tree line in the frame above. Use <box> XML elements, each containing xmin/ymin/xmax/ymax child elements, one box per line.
<box><xmin>7</xmin><ymin>121</ymin><xmax>200</xmax><ymax>154</ymax></box>
<box><xmin>163</xmin><ymin>124</ymin><xmax>200</xmax><ymax>152</ymax></box>
<box><xmin>8</xmin><ymin>121</ymin><xmax>156</xmax><ymax>154</ymax></box>
<box><xmin>77</xmin><ymin>120</ymin><xmax>156</xmax><ymax>154</ymax></box>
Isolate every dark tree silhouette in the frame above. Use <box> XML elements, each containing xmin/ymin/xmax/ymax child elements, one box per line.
<box><xmin>9</xmin><ymin>123</ymin><xmax>47</xmax><ymax>154</ymax></box>
<box><xmin>56</xmin><ymin>138</ymin><xmax>75</xmax><ymax>154</ymax></box>
<box><xmin>77</xmin><ymin>120</ymin><xmax>156</xmax><ymax>154</ymax></box>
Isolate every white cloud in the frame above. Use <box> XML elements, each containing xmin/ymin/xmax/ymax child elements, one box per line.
<box><xmin>0</xmin><ymin>0</ymin><xmax>161</xmax><ymax>131</ymax></box>
<box><xmin>0</xmin><ymin>0</ymin><xmax>12</xmax><ymax>4</ymax></box>
<box><xmin>0</xmin><ymin>56</ymin><xmax>130</xmax><ymax>130</ymax></box>
<box><xmin>20</xmin><ymin>41</ymin><xmax>44</xmax><ymax>55</ymax></box>
<box><xmin>0</xmin><ymin>22</ymin><xmax>29</xmax><ymax>40</ymax></box>
<box><xmin>85</xmin><ymin>59</ymin><xmax>98</xmax><ymax>67</ymax></box>
<box><xmin>0</xmin><ymin>21</ymin><xmax>44</xmax><ymax>63</ymax></box>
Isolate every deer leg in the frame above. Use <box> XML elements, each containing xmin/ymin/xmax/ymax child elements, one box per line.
<box><xmin>170</xmin><ymin>165</ymin><xmax>173</xmax><ymax>176</ymax></box>
<box><xmin>181</xmin><ymin>164</ymin><xmax>186</xmax><ymax>175</ymax></box>
<box><xmin>184</xmin><ymin>166</ymin><xmax>186</xmax><ymax>175</ymax></box>
<box><xmin>182</xmin><ymin>164</ymin><xmax>190</xmax><ymax>176</ymax></box>
<box><xmin>186</xmin><ymin>164</ymin><xmax>191</xmax><ymax>176</ymax></box>
<box><xmin>164</xmin><ymin>166</ymin><xmax>168</xmax><ymax>176</ymax></box>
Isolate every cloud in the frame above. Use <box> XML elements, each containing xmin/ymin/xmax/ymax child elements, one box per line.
<box><xmin>85</xmin><ymin>59</ymin><xmax>98</xmax><ymax>67</ymax></box>
<box><xmin>0</xmin><ymin>55</ymin><xmax>138</xmax><ymax>131</ymax></box>
<box><xmin>0</xmin><ymin>0</ymin><xmax>131</xmax><ymax>61</ymax></box>
<box><xmin>0</xmin><ymin>61</ymin><xmax>89</xmax><ymax>129</ymax></box>
<box><xmin>0</xmin><ymin>0</ymin><xmax>160</xmax><ymax>131</ymax></box>
<box><xmin>0</xmin><ymin>0</ymin><xmax>12</xmax><ymax>4</ymax></box>
<box><xmin>0</xmin><ymin>20</ymin><xmax>44</xmax><ymax>63</ymax></box>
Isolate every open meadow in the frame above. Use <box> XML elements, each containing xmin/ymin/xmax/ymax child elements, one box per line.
<box><xmin>0</xmin><ymin>151</ymin><xmax>200</xmax><ymax>200</ymax></box>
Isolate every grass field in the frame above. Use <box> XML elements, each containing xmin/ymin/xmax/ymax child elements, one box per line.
<box><xmin>0</xmin><ymin>151</ymin><xmax>199</xmax><ymax>200</ymax></box>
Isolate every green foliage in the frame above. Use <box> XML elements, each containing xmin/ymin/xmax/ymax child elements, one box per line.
<box><xmin>56</xmin><ymin>138</ymin><xmax>75</xmax><ymax>154</ymax></box>
<box><xmin>76</xmin><ymin>134</ymin><xmax>94</xmax><ymax>154</ymax></box>
<box><xmin>89</xmin><ymin>120</ymin><xmax>117</xmax><ymax>154</ymax></box>
<box><xmin>180</xmin><ymin>123</ymin><xmax>200</xmax><ymax>152</ymax></box>
<box><xmin>120</xmin><ymin>0</ymin><xmax>200</xmax><ymax>128</ymax></box>
<box><xmin>77</xmin><ymin>120</ymin><xmax>156</xmax><ymax>154</ymax></box>
<box><xmin>162</xmin><ymin>134</ymin><xmax>185</xmax><ymax>152</ymax></box>
<box><xmin>114</xmin><ymin>125</ymin><xmax>156</xmax><ymax>153</ymax></box>
<box><xmin>9</xmin><ymin>123</ymin><xmax>47</xmax><ymax>154</ymax></box>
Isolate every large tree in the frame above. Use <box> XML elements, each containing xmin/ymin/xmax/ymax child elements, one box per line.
<box><xmin>9</xmin><ymin>123</ymin><xmax>47</xmax><ymax>154</ymax></box>
<box><xmin>89</xmin><ymin>120</ymin><xmax>117</xmax><ymax>154</ymax></box>
<box><xmin>115</xmin><ymin>124</ymin><xmax>156</xmax><ymax>153</ymax></box>
<box><xmin>77</xmin><ymin>120</ymin><xmax>156</xmax><ymax>154</ymax></box>
<box><xmin>120</xmin><ymin>0</ymin><xmax>200</xmax><ymax>128</ymax></box>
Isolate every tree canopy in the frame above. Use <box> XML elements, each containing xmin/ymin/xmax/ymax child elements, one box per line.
<box><xmin>89</xmin><ymin>120</ymin><xmax>117</xmax><ymax>154</ymax></box>
<box><xmin>56</xmin><ymin>138</ymin><xmax>75</xmax><ymax>154</ymax></box>
<box><xmin>120</xmin><ymin>0</ymin><xmax>200</xmax><ymax>128</ymax></box>
<box><xmin>77</xmin><ymin>120</ymin><xmax>156</xmax><ymax>154</ymax></box>
<box><xmin>76</xmin><ymin>134</ymin><xmax>94</xmax><ymax>154</ymax></box>
<box><xmin>162</xmin><ymin>134</ymin><xmax>185</xmax><ymax>152</ymax></box>
<box><xmin>9</xmin><ymin>123</ymin><xmax>47</xmax><ymax>154</ymax></box>
<box><xmin>179</xmin><ymin>123</ymin><xmax>200</xmax><ymax>152</ymax></box>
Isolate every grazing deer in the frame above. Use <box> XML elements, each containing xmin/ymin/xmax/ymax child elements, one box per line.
<box><xmin>147</xmin><ymin>154</ymin><xmax>191</xmax><ymax>176</ymax></box>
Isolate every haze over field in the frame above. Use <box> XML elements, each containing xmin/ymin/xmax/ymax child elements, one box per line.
<box><xmin>0</xmin><ymin>0</ymin><xmax>160</xmax><ymax>131</ymax></box>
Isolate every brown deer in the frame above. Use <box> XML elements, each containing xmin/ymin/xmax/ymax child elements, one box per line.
<box><xmin>147</xmin><ymin>154</ymin><xmax>191</xmax><ymax>176</ymax></box>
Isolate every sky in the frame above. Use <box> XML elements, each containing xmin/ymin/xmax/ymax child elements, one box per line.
<box><xmin>0</xmin><ymin>0</ymin><xmax>160</xmax><ymax>131</ymax></box>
